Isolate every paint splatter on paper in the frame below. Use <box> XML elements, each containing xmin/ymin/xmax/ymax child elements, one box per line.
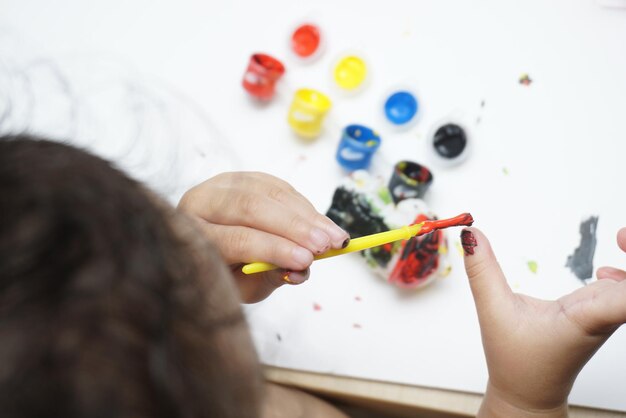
<box><xmin>566</xmin><ymin>216</ymin><xmax>599</xmax><ymax>283</ymax></box>
<box><xmin>519</xmin><ymin>73</ymin><xmax>532</xmax><ymax>86</ymax></box>
<box><xmin>455</xmin><ymin>241</ymin><xmax>464</xmax><ymax>257</ymax></box>
<box><xmin>441</xmin><ymin>265</ymin><xmax>452</xmax><ymax>277</ymax></box>
<box><xmin>325</xmin><ymin>170</ymin><xmax>450</xmax><ymax>289</ymax></box>
<box><xmin>527</xmin><ymin>260</ymin><xmax>538</xmax><ymax>274</ymax></box>
<box><xmin>313</xmin><ymin>303</ymin><xmax>322</xmax><ymax>311</ymax></box>
<box><xmin>353</xmin><ymin>323</ymin><xmax>362</xmax><ymax>329</ymax></box>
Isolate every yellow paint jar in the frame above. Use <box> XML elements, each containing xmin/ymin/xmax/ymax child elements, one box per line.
<box><xmin>287</xmin><ymin>88</ymin><xmax>332</xmax><ymax>139</ymax></box>
<box><xmin>333</xmin><ymin>55</ymin><xmax>367</xmax><ymax>91</ymax></box>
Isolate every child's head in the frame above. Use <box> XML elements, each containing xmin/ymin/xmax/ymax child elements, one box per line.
<box><xmin>0</xmin><ymin>135</ymin><xmax>262</xmax><ymax>418</ymax></box>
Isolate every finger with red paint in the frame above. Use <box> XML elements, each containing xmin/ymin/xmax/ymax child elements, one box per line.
<box><xmin>596</xmin><ymin>227</ymin><xmax>626</xmax><ymax>281</ymax></box>
<box><xmin>177</xmin><ymin>172</ymin><xmax>349</xmax><ymax>303</ymax></box>
<box><xmin>461</xmin><ymin>227</ymin><xmax>626</xmax><ymax>418</ymax></box>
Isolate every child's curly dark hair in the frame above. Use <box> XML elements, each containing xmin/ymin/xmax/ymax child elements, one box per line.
<box><xmin>0</xmin><ymin>134</ymin><xmax>262</xmax><ymax>418</ymax></box>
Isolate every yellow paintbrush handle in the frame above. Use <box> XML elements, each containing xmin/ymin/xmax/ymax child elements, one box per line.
<box><xmin>241</xmin><ymin>223</ymin><xmax>423</xmax><ymax>275</ymax></box>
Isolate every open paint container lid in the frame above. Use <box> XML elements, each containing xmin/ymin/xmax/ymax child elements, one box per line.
<box><xmin>289</xmin><ymin>21</ymin><xmax>325</xmax><ymax>62</ymax></box>
<box><xmin>381</xmin><ymin>86</ymin><xmax>421</xmax><ymax>129</ymax></box>
<box><xmin>331</xmin><ymin>51</ymin><xmax>370</xmax><ymax>96</ymax></box>
<box><xmin>427</xmin><ymin>116</ymin><xmax>473</xmax><ymax>167</ymax></box>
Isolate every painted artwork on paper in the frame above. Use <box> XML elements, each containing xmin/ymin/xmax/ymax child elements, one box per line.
<box><xmin>326</xmin><ymin>170</ymin><xmax>449</xmax><ymax>289</ymax></box>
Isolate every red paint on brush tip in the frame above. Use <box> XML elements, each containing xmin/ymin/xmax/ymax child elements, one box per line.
<box><xmin>461</xmin><ymin>229</ymin><xmax>477</xmax><ymax>255</ymax></box>
<box><xmin>416</xmin><ymin>213</ymin><xmax>474</xmax><ymax>234</ymax></box>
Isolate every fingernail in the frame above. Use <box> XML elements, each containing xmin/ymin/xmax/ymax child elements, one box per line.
<box><xmin>597</xmin><ymin>266</ymin><xmax>623</xmax><ymax>280</ymax></box>
<box><xmin>323</xmin><ymin>222</ymin><xmax>350</xmax><ymax>249</ymax></box>
<box><xmin>282</xmin><ymin>269</ymin><xmax>309</xmax><ymax>285</ymax></box>
<box><xmin>292</xmin><ymin>246</ymin><xmax>314</xmax><ymax>267</ymax></box>
<box><xmin>310</xmin><ymin>227</ymin><xmax>331</xmax><ymax>253</ymax></box>
<box><xmin>460</xmin><ymin>229</ymin><xmax>477</xmax><ymax>256</ymax></box>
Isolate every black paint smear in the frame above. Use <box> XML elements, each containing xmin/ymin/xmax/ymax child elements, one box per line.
<box><xmin>276</xmin><ymin>333</ymin><xmax>282</xmax><ymax>342</ymax></box>
<box><xmin>326</xmin><ymin>187</ymin><xmax>391</xmax><ymax>267</ymax></box>
<box><xmin>566</xmin><ymin>216</ymin><xmax>599</xmax><ymax>283</ymax></box>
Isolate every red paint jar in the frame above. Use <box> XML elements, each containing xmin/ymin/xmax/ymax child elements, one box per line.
<box><xmin>242</xmin><ymin>53</ymin><xmax>285</xmax><ymax>101</ymax></box>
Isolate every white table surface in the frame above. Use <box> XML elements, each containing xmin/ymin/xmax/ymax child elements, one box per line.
<box><xmin>1</xmin><ymin>0</ymin><xmax>625</xmax><ymax>412</ymax></box>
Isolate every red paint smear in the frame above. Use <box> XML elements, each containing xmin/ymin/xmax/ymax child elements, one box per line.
<box><xmin>313</xmin><ymin>303</ymin><xmax>322</xmax><ymax>311</ymax></box>
<box><xmin>461</xmin><ymin>229</ymin><xmax>477</xmax><ymax>255</ymax></box>
<box><xmin>291</xmin><ymin>24</ymin><xmax>321</xmax><ymax>58</ymax></box>
<box><xmin>389</xmin><ymin>214</ymin><xmax>442</xmax><ymax>287</ymax></box>
<box><xmin>388</xmin><ymin>213</ymin><xmax>473</xmax><ymax>288</ymax></box>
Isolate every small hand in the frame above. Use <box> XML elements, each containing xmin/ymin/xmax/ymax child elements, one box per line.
<box><xmin>178</xmin><ymin>172</ymin><xmax>349</xmax><ymax>303</ymax></box>
<box><xmin>461</xmin><ymin>227</ymin><xmax>626</xmax><ymax>417</ymax></box>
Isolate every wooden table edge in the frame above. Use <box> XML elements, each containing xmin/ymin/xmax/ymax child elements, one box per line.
<box><xmin>264</xmin><ymin>366</ymin><xmax>626</xmax><ymax>418</ymax></box>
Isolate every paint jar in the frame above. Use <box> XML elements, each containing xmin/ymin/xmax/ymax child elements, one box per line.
<box><xmin>388</xmin><ymin>161</ymin><xmax>433</xmax><ymax>203</ymax></box>
<box><xmin>242</xmin><ymin>53</ymin><xmax>285</xmax><ymax>101</ymax></box>
<box><xmin>336</xmin><ymin>124</ymin><xmax>381</xmax><ymax>171</ymax></box>
<box><xmin>383</xmin><ymin>89</ymin><xmax>419</xmax><ymax>127</ymax></box>
<box><xmin>428</xmin><ymin>120</ymin><xmax>471</xmax><ymax>166</ymax></box>
<box><xmin>287</xmin><ymin>88</ymin><xmax>332</xmax><ymax>139</ymax></box>
<box><xmin>291</xmin><ymin>23</ymin><xmax>323</xmax><ymax>60</ymax></box>
<box><xmin>332</xmin><ymin>54</ymin><xmax>368</xmax><ymax>93</ymax></box>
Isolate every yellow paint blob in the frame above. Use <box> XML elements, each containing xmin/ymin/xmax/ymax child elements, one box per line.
<box><xmin>287</xmin><ymin>88</ymin><xmax>332</xmax><ymax>139</ymax></box>
<box><xmin>455</xmin><ymin>241</ymin><xmax>464</xmax><ymax>257</ymax></box>
<box><xmin>333</xmin><ymin>55</ymin><xmax>367</xmax><ymax>90</ymax></box>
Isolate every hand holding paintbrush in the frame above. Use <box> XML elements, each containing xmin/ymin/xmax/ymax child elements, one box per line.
<box><xmin>242</xmin><ymin>213</ymin><xmax>474</xmax><ymax>274</ymax></box>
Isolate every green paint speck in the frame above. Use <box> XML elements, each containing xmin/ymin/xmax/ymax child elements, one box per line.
<box><xmin>502</xmin><ymin>167</ymin><xmax>510</xmax><ymax>176</ymax></box>
<box><xmin>378</xmin><ymin>187</ymin><xmax>392</xmax><ymax>204</ymax></box>
<box><xmin>527</xmin><ymin>261</ymin><xmax>538</xmax><ymax>274</ymax></box>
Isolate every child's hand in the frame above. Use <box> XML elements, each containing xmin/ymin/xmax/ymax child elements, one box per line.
<box><xmin>462</xmin><ymin>227</ymin><xmax>626</xmax><ymax>417</ymax></box>
<box><xmin>178</xmin><ymin>172</ymin><xmax>349</xmax><ymax>303</ymax></box>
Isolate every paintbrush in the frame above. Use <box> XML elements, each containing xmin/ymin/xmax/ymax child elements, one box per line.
<box><xmin>241</xmin><ymin>212</ymin><xmax>473</xmax><ymax>275</ymax></box>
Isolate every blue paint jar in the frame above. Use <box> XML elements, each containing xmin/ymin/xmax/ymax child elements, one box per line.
<box><xmin>384</xmin><ymin>91</ymin><xmax>418</xmax><ymax>125</ymax></box>
<box><xmin>336</xmin><ymin>124</ymin><xmax>381</xmax><ymax>171</ymax></box>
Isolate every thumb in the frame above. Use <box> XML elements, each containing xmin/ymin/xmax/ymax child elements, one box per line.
<box><xmin>461</xmin><ymin>227</ymin><xmax>514</xmax><ymax>320</ymax></box>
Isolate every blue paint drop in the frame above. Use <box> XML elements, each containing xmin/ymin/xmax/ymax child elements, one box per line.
<box><xmin>384</xmin><ymin>91</ymin><xmax>418</xmax><ymax>125</ymax></box>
